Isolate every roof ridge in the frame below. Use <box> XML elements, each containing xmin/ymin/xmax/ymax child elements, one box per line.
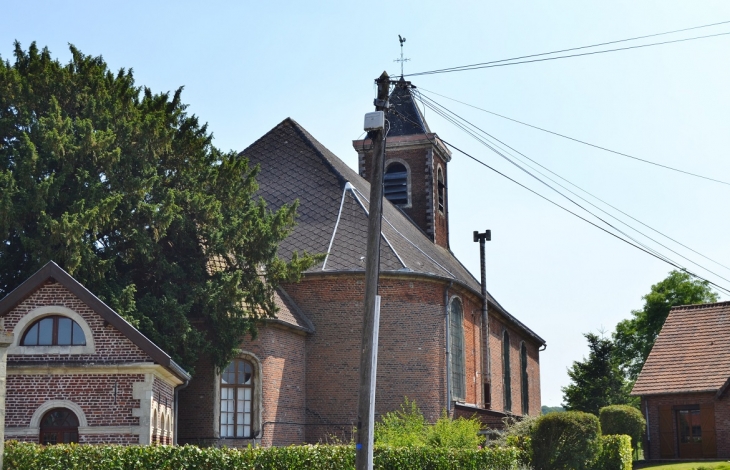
<box><xmin>286</xmin><ymin>119</ymin><xmax>349</xmax><ymax>189</ymax></box>
<box><xmin>671</xmin><ymin>300</ymin><xmax>730</xmax><ymax>311</ymax></box>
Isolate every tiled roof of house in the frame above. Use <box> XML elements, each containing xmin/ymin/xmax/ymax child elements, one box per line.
<box><xmin>241</xmin><ymin>118</ymin><xmax>545</xmax><ymax>346</ymax></box>
<box><xmin>632</xmin><ymin>301</ymin><xmax>730</xmax><ymax>396</ymax></box>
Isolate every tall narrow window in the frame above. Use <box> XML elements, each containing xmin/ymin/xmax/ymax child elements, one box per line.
<box><xmin>384</xmin><ymin>162</ymin><xmax>409</xmax><ymax>206</ymax></box>
<box><xmin>450</xmin><ymin>298</ymin><xmax>466</xmax><ymax>401</ymax></box>
<box><xmin>220</xmin><ymin>359</ymin><xmax>254</xmax><ymax>438</ymax></box>
<box><xmin>503</xmin><ymin>330</ymin><xmax>512</xmax><ymax>412</ymax></box>
<box><xmin>437</xmin><ymin>168</ymin><xmax>445</xmax><ymax>213</ymax></box>
<box><xmin>521</xmin><ymin>342</ymin><xmax>529</xmax><ymax>415</ymax></box>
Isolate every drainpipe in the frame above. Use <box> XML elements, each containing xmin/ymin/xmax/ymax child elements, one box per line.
<box><xmin>444</xmin><ymin>281</ymin><xmax>453</xmax><ymax>413</ymax></box>
<box><xmin>173</xmin><ymin>378</ymin><xmax>191</xmax><ymax>445</ymax></box>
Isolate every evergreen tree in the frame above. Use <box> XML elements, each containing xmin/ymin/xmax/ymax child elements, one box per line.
<box><xmin>562</xmin><ymin>333</ymin><xmax>632</xmax><ymax>415</ymax></box>
<box><xmin>0</xmin><ymin>42</ymin><xmax>316</xmax><ymax>371</ymax></box>
<box><xmin>613</xmin><ymin>270</ymin><xmax>718</xmax><ymax>381</ymax></box>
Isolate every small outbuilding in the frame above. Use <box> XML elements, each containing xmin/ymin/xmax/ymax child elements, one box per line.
<box><xmin>632</xmin><ymin>301</ymin><xmax>730</xmax><ymax>459</ymax></box>
<box><xmin>0</xmin><ymin>261</ymin><xmax>190</xmax><ymax>445</ymax></box>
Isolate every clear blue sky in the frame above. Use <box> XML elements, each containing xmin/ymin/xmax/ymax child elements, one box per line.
<box><xmin>5</xmin><ymin>0</ymin><xmax>730</xmax><ymax>406</ymax></box>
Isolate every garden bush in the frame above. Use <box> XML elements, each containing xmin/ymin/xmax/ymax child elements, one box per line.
<box><xmin>599</xmin><ymin>405</ymin><xmax>645</xmax><ymax>451</ymax></box>
<box><xmin>495</xmin><ymin>415</ymin><xmax>537</xmax><ymax>468</ymax></box>
<box><xmin>426</xmin><ymin>412</ymin><xmax>483</xmax><ymax>449</ymax></box>
<box><xmin>3</xmin><ymin>441</ymin><xmax>520</xmax><ymax>470</ymax></box>
<box><xmin>594</xmin><ymin>435</ymin><xmax>632</xmax><ymax>470</ymax></box>
<box><xmin>530</xmin><ymin>411</ymin><xmax>602</xmax><ymax>470</ymax></box>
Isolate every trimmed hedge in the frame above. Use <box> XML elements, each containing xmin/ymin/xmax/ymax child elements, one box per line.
<box><xmin>595</xmin><ymin>435</ymin><xmax>632</xmax><ymax>470</ymax></box>
<box><xmin>531</xmin><ymin>411</ymin><xmax>602</xmax><ymax>470</ymax></box>
<box><xmin>4</xmin><ymin>441</ymin><xmax>520</xmax><ymax>470</ymax></box>
<box><xmin>599</xmin><ymin>405</ymin><xmax>645</xmax><ymax>451</ymax></box>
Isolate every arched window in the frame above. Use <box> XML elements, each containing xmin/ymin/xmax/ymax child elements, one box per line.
<box><xmin>437</xmin><ymin>167</ymin><xmax>445</xmax><ymax>213</ymax></box>
<box><xmin>521</xmin><ymin>342</ymin><xmax>529</xmax><ymax>415</ymax></box>
<box><xmin>151</xmin><ymin>409</ymin><xmax>159</xmax><ymax>444</ymax></box>
<box><xmin>21</xmin><ymin>316</ymin><xmax>86</xmax><ymax>346</ymax></box>
<box><xmin>220</xmin><ymin>358</ymin><xmax>254</xmax><ymax>438</ymax></box>
<box><xmin>384</xmin><ymin>162</ymin><xmax>409</xmax><ymax>206</ymax></box>
<box><xmin>450</xmin><ymin>298</ymin><xmax>466</xmax><ymax>401</ymax></box>
<box><xmin>39</xmin><ymin>408</ymin><xmax>79</xmax><ymax>445</ymax></box>
<box><xmin>503</xmin><ymin>330</ymin><xmax>512</xmax><ymax>412</ymax></box>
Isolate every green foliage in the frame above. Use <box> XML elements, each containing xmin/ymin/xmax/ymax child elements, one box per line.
<box><xmin>0</xmin><ymin>42</ymin><xmax>317</xmax><ymax>371</ymax></box>
<box><xmin>3</xmin><ymin>441</ymin><xmax>519</xmax><ymax>470</ymax></box>
<box><xmin>426</xmin><ymin>412</ymin><xmax>483</xmax><ymax>449</ymax></box>
<box><xmin>495</xmin><ymin>415</ymin><xmax>537</xmax><ymax>468</ymax></box>
<box><xmin>594</xmin><ymin>435</ymin><xmax>632</xmax><ymax>470</ymax></box>
<box><xmin>599</xmin><ymin>405</ymin><xmax>645</xmax><ymax>451</ymax></box>
<box><xmin>530</xmin><ymin>411</ymin><xmax>602</xmax><ymax>470</ymax></box>
<box><xmin>562</xmin><ymin>333</ymin><xmax>634</xmax><ymax>415</ymax></box>
<box><xmin>541</xmin><ymin>405</ymin><xmax>565</xmax><ymax>414</ymax></box>
<box><xmin>374</xmin><ymin>398</ymin><xmax>428</xmax><ymax>447</ymax></box>
<box><xmin>374</xmin><ymin>398</ymin><xmax>484</xmax><ymax>449</ymax></box>
<box><xmin>613</xmin><ymin>270</ymin><xmax>718</xmax><ymax>381</ymax></box>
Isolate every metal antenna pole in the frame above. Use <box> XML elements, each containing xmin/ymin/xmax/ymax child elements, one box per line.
<box><xmin>474</xmin><ymin>230</ymin><xmax>491</xmax><ymax>408</ymax></box>
<box><xmin>355</xmin><ymin>71</ymin><xmax>390</xmax><ymax>470</ymax></box>
<box><xmin>395</xmin><ymin>35</ymin><xmax>410</xmax><ymax>78</ymax></box>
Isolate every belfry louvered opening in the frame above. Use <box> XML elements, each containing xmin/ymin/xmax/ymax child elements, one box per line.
<box><xmin>383</xmin><ymin>162</ymin><xmax>409</xmax><ymax>206</ymax></box>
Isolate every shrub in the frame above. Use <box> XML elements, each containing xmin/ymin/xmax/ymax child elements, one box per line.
<box><xmin>530</xmin><ymin>411</ymin><xmax>602</xmax><ymax>470</ymax></box>
<box><xmin>599</xmin><ymin>405</ymin><xmax>645</xmax><ymax>451</ymax></box>
<box><xmin>495</xmin><ymin>415</ymin><xmax>537</xmax><ymax>467</ymax></box>
<box><xmin>595</xmin><ymin>435</ymin><xmax>632</xmax><ymax>470</ymax></box>
<box><xmin>374</xmin><ymin>398</ymin><xmax>428</xmax><ymax>447</ymax></box>
<box><xmin>3</xmin><ymin>441</ymin><xmax>520</xmax><ymax>470</ymax></box>
<box><xmin>426</xmin><ymin>412</ymin><xmax>483</xmax><ymax>449</ymax></box>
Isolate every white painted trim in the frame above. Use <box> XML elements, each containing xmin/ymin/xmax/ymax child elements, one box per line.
<box><xmin>30</xmin><ymin>400</ymin><xmax>88</xmax><ymax>428</ymax></box>
<box><xmin>323</xmin><ymin>182</ymin><xmax>353</xmax><ymax>271</ymax></box>
<box><xmin>5</xmin><ymin>426</ymin><xmax>143</xmax><ymax>437</ymax></box>
<box><xmin>9</xmin><ymin>305</ymin><xmax>95</xmax><ymax>355</ymax></box>
<box><xmin>7</xmin><ymin>362</ymin><xmax>184</xmax><ymax>386</ymax></box>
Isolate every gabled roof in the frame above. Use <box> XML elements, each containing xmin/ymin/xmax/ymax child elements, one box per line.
<box><xmin>632</xmin><ymin>301</ymin><xmax>730</xmax><ymax>396</ymax></box>
<box><xmin>387</xmin><ymin>79</ymin><xmax>430</xmax><ymax>137</ymax></box>
<box><xmin>0</xmin><ymin>261</ymin><xmax>191</xmax><ymax>382</ymax></box>
<box><xmin>242</xmin><ymin>118</ymin><xmax>545</xmax><ymax>346</ymax></box>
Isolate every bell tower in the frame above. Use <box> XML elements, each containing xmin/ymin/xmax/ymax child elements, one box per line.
<box><xmin>353</xmin><ymin>78</ymin><xmax>452</xmax><ymax>249</ymax></box>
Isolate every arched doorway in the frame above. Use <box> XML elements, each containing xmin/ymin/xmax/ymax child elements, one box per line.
<box><xmin>39</xmin><ymin>408</ymin><xmax>79</xmax><ymax>444</ymax></box>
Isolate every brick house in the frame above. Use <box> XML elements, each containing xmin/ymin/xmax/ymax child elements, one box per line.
<box><xmin>178</xmin><ymin>80</ymin><xmax>545</xmax><ymax>446</ymax></box>
<box><xmin>0</xmin><ymin>261</ymin><xmax>190</xmax><ymax>445</ymax></box>
<box><xmin>632</xmin><ymin>301</ymin><xmax>730</xmax><ymax>459</ymax></box>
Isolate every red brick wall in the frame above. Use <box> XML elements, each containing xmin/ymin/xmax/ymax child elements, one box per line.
<box><xmin>357</xmin><ymin>138</ymin><xmax>449</xmax><ymax>249</ymax></box>
<box><xmin>5</xmin><ymin>282</ymin><xmax>152</xmax><ymax>363</ymax></box>
<box><xmin>642</xmin><ymin>392</ymin><xmax>730</xmax><ymax>459</ymax></box>
<box><xmin>487</xmin><ymin>312</ymin><xmax>542</xmax><ymax>417</ymax></box>
<box><xmin>177</xmin><ymin>352</ymin><xmax>217</xmax><ymax>444</ymax></box>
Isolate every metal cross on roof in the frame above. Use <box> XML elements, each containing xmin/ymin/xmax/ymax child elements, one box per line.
<box><xmin>394</xmin><ymin>35</ymin><xmax>410</xmax><ymax>78</ymax></box>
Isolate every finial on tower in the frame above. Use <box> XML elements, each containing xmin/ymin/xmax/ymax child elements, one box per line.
<box><xmin>395</xmin><ymin>35</ymin><xmax>410</xmax><ymax>78</ymax></box>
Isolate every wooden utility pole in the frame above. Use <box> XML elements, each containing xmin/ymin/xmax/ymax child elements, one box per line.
<box><xmin>355</xmin><ymin>71</ymin><xmax>389</xmax><ymax>470</ymax></box>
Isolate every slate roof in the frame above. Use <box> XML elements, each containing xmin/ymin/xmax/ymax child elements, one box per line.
<box><xmin>0</xmin><ymin>261</ymin><xmax>191</xmax><ymax>382</ymax></box>
<box><xmin>242</xmin><ymin>118</ymin><xmax>545</xmax><ymax>346</ymax></box>
<box><xmin>632</xmin><ymin>301</ymin><xmax>730</xmax><ymax>396</ymax></box>
<box><xmin>386</xmin><ymin>79</ymin><xmax>430</xmax><ymax>137</ymax></box>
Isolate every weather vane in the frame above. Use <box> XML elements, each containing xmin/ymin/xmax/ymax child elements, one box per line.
<box><xmin>394</xmin><ymin>35</ymin><xmax>410</xmax><ymax>78</ymax></box>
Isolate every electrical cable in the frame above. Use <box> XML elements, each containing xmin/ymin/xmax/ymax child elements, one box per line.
<box><xmin>405</xmin><ymin>19</ymin><xmax>730</xmax><ymax>76</ymax></box>
<box><xmin>417</xmin><ymin>87</ymin><xmax>730</xmax><ymax>187</ymax></box>
<box><xmin>391</xmin><ymin>89</ymin><xmax>730</xmax><ymax>294</ymax></box>
<box><xmin>406</xmin><ymin>30</ymin><xmax>730</xmax><ymax>77</ymax></box>
<box><xmin>415</xmin><ymin>91</ymin><xmax>730</xmax><ymax>281</ymax></box>
<box><xmin>416</xmin><ymin>90</ymin><xmax>730</xmax><ymax>273</ymax></box>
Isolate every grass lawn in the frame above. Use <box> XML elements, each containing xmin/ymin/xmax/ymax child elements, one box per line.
<box><xmin>640</xmin><ymin>462</ymin><xmax>730</xmax><ymax>470</ymax></box>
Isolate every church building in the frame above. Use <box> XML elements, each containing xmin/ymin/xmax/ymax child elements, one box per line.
<box><xmin>177</xmin><ymin>80</ymin><xmax>545</xmax><ymax>446</ymax></box>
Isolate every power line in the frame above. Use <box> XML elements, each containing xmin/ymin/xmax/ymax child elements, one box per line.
<box><xmin>415</xmin><ymin>91</ymin><xmax>730</xmax><ymax>280</ymax></box>
<box><xmin>418</xmin><ymin>88</ymin><xmax>730</xmax><ymax>187</ymax></box>
<box><xmin>404</xmin><ymin>19</ymin><xmax>730</xmax><ymax>76</ymax></box>
<box><xmin>394</xmin><ymin>89</ymin><xmax>730</xmax><ymax>294</ymax></box>
<box><xmin>406</xmin><ymin>30</ymin><xmax>730</xmax><ymax>77</ymax></box>
<box><xmin>440</xmin><ymin>139</ymin><xmax>730</xmax><ymax>296</ymax></box>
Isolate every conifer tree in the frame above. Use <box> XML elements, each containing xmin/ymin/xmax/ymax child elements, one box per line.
<box><xmin>0</xmin><ymin>42</ymin><xmax>315</xmax><ymax>371</ymax></box>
